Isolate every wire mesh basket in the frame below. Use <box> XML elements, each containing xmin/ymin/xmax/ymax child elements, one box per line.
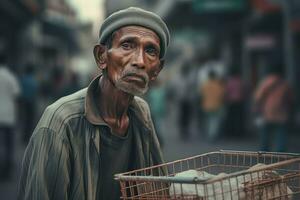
<box><xmin>115</xmin><ymin>150</ymin><xmax>300</xmax><ymax>199</ymax></box>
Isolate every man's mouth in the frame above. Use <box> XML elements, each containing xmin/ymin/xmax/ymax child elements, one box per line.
<box><xmin>123</xmin><ymin>73</ymin><xmax>147</xmax><ymax>84</ymax></box>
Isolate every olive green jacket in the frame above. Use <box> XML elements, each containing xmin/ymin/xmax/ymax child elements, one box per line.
<box><xmin>18</xmin><ymin>75</ymin><xmax>164</xmax><ymax>200</ymax></box>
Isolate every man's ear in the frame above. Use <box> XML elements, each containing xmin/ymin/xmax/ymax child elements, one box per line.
<box><xmin>150</xmin><ymin>59</ymin><xmax>164</xmax><ymax>81</ymax></box>
<box><xmin>93</xmin><ymin>44</ymin><xmax>107</xmax><ymax>70</ymax></box>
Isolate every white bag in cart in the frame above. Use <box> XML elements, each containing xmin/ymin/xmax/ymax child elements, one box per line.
<box><xmin>169</xmin><ymin>169</ymin><xmax>244</xmax><ymax>199</ymax></box>
<box><xmin>169</xmin><ymin>164</ymin><xmax>293</xmax><ymax>200</ymax></box>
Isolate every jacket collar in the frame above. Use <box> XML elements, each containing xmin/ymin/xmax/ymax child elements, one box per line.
<box><xmin>84</xmin><ymin>74</ymin><xmax>151</xmax><ymax>131</ymax></box>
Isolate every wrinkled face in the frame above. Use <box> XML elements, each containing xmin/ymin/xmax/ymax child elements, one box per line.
<box><xmin>105</xmin><ymin>26</ymin><xmax>162</xmax><ymax>96</ymax></box>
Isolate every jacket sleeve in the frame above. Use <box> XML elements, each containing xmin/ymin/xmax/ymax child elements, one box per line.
<box><xmin>18</xmin><ymin>128</ymin><xmax>71</xmax><ymax>200</ymax></box>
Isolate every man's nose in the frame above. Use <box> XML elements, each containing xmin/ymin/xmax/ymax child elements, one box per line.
<box><xmin>131</xmin><ymin>48</ymin><xmax>145</xmax><ymax>69</ymax></box>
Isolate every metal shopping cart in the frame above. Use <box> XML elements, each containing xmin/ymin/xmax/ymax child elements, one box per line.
<box><xmin>115</xmin><ymin>150</ymin><xmax>300</xmax><ymax>199</ymax></box>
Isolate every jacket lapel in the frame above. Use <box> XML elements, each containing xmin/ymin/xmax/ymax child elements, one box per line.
<box><xmin>84</xmin><ymin>127</ymin><xmax>100</xmax><ymax>200</ymax></box>
<box><xmin>131</xmin><ymin>117</ymin><xmax>151</xmax><ymax>169</ymax></box>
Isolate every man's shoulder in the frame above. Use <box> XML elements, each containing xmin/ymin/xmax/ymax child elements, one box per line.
<box><xmin>133</xmin><ymin>96</ymin><xmax>150</xmax><ymax>112</ymax></box>
<box><xmin>132</xmin><ymin>96</ymin><xmax>153</xmax><ymax>128</ymax></box>
<box><xmin>48</xmin><ymin>87</ymin><xmax>87</xmax><ymax>112</ymax></box>
<box><xmin>37</xmin><ymin>88</ymin><xmax>88</xmax><ymax>132</ymax></box>
<box><xmin>134</xmin><ymin>96</ymin><xmax>148</xmax><ymax>104</ymax></box>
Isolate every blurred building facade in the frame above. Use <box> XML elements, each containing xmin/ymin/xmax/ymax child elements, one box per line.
<box><xmin>0</xmin><ymin>0</ymin><xmax>43</xmax><ymax>71</ymax></box>
<box><xmin>0</xmin><ymin>0</ymin><xmax>97</xmax><ymax>99</ymax></box>
<box><xmin>1</xmin><ymin>0</ymin><xmax>299</xmax><ymax>132</ymax></box>
<box><xmin>103</xmin><ymin>0</ymin><xmax>300</xmax><ymax>132</ymax></box>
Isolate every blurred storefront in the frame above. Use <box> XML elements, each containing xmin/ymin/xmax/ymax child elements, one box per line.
<box><xmin>242</xmin><ymin>0</ymin><xmax>283</xmax><ymax>89</ymax></box>
<box><xmin>0</xmin><ymin>0</ymin><xmax>43</xmax><ymax>71</ymax></box>
<box><xmin>37</xmin><ymin>0</ymin><xmax>80</xmax><ymax>80</ymax></box>
<box><xmin>0</xmin><ymin>0</ymin><xmax>97</xmax><ymax>109</ymax></box>
<box><xmin>0</xmin><ymin>0</ymin><xmax>81</xmax><ymax>73</ymax></box>
<box><xmin>165</xmin><ymin>0</ymin><xmax>249</xmax><ymax>66</ymax></box>
<box><xmin>243</xmin><ymin>0</ymin><xmax>300</xmax><ymax>121</ymax></box>
<box><xmin>243</xmin><ymin>0</ymin><xmax>295</xmax><ymax>86</ymax></box>
<box><xmin>6</xmin><ymin>1</ymin><xmax>97</xmax><ymax>78</ymax></box>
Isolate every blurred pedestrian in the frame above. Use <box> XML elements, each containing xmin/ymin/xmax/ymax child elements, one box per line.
<box><xmin>253</xmin><ymin>66</ymin><xmax>293</xmax><ymax>152</ymax></box>
<box><xmin>177</xmin><ymin>64</ymin><xmax>196</xmax><ymax>140</ymax></box>
<box><xmin>197</xmin><ymin>60</ymin><xmax>226</xmax><ymax>134</ymax></box>
<box><xmin>225</xmin><ymin>68</ymin><xmax>245</xmax><ymax>137</ymax></box>
<box><xmin>20</xmin><ymin>63</ymin><xmax>38</xmax><ymax>144</ymax></box>
<box><xmin>197</xmin><ymin>60</ymin><xmax>225</xmax><ymax>86</ymax></box>
<box><xmin>0</xmin><ymin>54</ymin><xmax>20</xmax><ymax>180</ymax></box>
<box><xmin>200</xmin><ymin>69</ymin><xmax>225</xmax><ymax>141</ymax></box>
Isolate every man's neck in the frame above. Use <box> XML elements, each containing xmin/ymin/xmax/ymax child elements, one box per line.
<box><xmin>97</xmin><ymin>75</ymin><xmax>133</xmax><ymax>136</ymax></box>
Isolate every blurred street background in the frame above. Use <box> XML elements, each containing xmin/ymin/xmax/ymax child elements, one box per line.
<box><xmin>1</xmin><ymin>0</ymin><xmax>300</xmax><ymax>199</ymax></box>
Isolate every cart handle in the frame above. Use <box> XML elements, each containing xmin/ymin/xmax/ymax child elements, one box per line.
<box><xmin>115</xmin><ymin>174</ymin><xmax>209</xmax><ymax>184</ymax></box>
<box><xmin>219</xmin><ymin>150</ymin><xmax>300</xmax><ymax>157</ymax></box>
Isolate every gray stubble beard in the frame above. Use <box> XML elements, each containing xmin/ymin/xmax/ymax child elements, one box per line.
<box><xmin>115</xmin><ymin>73</ymin><xmax>149</xmax><ymax>96</ymax></box>
<box><xmin>115</xmin><ymin>75</ymin><xmax>149</xmax><ymax>96</ymax></box>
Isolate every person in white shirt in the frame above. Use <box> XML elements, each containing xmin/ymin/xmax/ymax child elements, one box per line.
<box><xmin>0</xmin><ymin>54</ymin><xmax>20</xmax><ymax>179</ymax></box>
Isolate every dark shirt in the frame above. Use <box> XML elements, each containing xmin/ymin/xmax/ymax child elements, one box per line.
<box><xmin>100</xmin><ymin>115</ymin><xmax>133</xmax><ymax>200</ymax></box>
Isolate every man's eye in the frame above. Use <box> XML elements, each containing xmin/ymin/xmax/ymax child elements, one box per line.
<box><xmin>121</xmin><ymin>42</ymin><xmax>131</xmax><ymax>50</ymax></box>
<box><xmin>146</xmin><ymin>48</ymin><xmax>158</xmax><ymax>56</ymax></box>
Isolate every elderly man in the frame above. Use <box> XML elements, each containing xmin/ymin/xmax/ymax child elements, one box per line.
<box><xmin>18</xmin><ymin>7</ymin><xmax>170</xmax><ymax>200</ymax></box>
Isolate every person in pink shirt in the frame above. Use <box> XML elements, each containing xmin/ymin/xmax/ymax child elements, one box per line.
<box><xmin>254</xmin><ymin>66</ymin><xmax>294</xmax><ymax>152</ymax></box>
